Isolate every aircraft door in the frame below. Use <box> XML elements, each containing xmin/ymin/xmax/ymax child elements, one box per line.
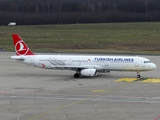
<box><xmin>135</xmin><ymin>58</ymin><xmax>139</xmax><ymax>67</ymax></box>
<box><xmin>30</xmin><ymin>57</ymin><xmax>34</xmax><ymax>65</ymax></box>
<box><xmin>68</xmin><ymin>58</ymin><xmax>72</xmax><ymax>65</ymax></box>
<box><xmin>104</xmin><ymin>60</ymin><xmax>109</xmax><ymax>66</ymax></box>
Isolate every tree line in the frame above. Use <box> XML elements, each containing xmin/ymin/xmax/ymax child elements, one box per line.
<box><xmin>0</xmin><ymin>0</ymin><xmax>160</xmax><ymax>25</ymax></box>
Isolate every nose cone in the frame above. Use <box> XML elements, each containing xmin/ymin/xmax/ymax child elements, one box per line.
<box><xmin>151</xmin><ymin>63</ymin><xmax>157</xmax><ymax>69</ymax></box>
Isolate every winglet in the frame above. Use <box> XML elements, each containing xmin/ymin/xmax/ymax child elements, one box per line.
<box><xmin>12</xmin><ymin>34</ymin><xmax>35</xmax><ymax>56</ymax></box>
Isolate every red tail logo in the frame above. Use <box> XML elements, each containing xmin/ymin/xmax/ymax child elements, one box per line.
<box><xmin>12</xmin><ymin>34</ymin><xmax>34</xmax><ymax>56</ymax></box>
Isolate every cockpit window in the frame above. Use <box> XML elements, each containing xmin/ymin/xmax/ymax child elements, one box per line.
<box><xmin>144</xmin><ymin>61</ymin><xmax>151</xmax><ymax>63</ymax></box>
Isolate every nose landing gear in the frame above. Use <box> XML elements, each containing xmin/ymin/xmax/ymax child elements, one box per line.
<box><xmin>137</xmin><ymin>71</ymin><xmax>141</xmax><ymax>78</ymax></box>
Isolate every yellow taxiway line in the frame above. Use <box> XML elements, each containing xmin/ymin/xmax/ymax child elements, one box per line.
<box><xmin>116</xmin><ymin>78</ymin><xmax>160</xmax><ymax>83</ymax></box>
<box><xmin>91</xmin><ymin>90</ymin><xmax>105</xmax><ymax>92</ymax></box>
<box><xmin>142</xmin><ymin>78</ymin><xmax>160</xmax><ymax>83</ymax></box>
<box><xmin>27</xmin><ymin>84</ymin><xmax>127</xmax><ymax>120</ymax></box>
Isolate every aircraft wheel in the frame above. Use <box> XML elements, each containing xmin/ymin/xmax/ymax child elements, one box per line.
<box><xmin>74</xmin><ymin>73</ymin><xmax>80</xmax><ymax>78</ymax></box>
<box><xmin>137</xmin><ymin>75</ymin><xmax>141</xmax><ymax>78</ymax></box>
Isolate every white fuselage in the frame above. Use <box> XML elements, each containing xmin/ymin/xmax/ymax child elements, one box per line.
<box><xmin>11</xmin><ymin>55</ymin><xmax>156</xmax><ymax>72</ymax></box>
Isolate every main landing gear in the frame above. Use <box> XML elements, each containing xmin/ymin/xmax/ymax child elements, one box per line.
<box><xmin>137</xmin><ymin>71</ymin><xmax>141</xmax><ymax>78</ymax></box>
<box><xmin>74</xmin><ymin>68</ymin><xmax>81</xmax><ymax>78</ymax></box>
<box><xmin>74</xmin><ymin>73</ymin><xmax>80</xmax><ymax>78</ymax></box>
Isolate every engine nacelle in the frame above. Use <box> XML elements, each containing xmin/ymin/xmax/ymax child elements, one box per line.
<box><xmin>81</xmin><ymin>69</ymin><xmax>98</xmax><ymax>76</ymax></box>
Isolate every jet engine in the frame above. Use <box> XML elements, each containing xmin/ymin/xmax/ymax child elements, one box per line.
<box><xmin>80</xmin><ymin>69</ymin><xmax>98</xmax><ymax>76</ymax></box>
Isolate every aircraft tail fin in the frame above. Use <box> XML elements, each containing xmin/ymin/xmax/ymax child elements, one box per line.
<box><xmin>12</xmin><ymin>34</ymin><xmax>35</xmax><ymax>56</ymax></box>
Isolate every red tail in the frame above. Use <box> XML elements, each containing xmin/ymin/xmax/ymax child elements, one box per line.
<box><xmin>12</xmin><ymin>34</ymin><xmax>35</xmax><ymax>56</ymax></box>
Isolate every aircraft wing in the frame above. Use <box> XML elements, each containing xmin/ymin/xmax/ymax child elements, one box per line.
<box><xmin>50</xmin><ymin>65</ymin><xmax>103</xmax><ymax>70</ymax></box>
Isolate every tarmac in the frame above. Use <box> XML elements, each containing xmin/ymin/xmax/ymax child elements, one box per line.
<box><xmin>0</xmin><ymin>52</ymin><xmax>160</xmax><ymax>120</ymax></box>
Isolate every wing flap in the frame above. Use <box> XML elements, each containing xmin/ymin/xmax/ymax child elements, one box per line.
<box><xmin>50</xmin><ymin>65</ymin><xmax>102</xmax><ymax>69</ymax></box>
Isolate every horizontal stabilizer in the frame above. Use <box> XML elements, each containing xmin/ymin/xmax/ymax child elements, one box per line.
<box><xmin>10</xmin><ymin>56</ymin><xmax>25</xmax><ymax>60</ymax></box>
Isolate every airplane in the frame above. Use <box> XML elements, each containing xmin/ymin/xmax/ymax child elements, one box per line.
<box><xmin>10</xmin><ymin>34</ymin><xmax>157</xmax><ymax>78</ymax></box>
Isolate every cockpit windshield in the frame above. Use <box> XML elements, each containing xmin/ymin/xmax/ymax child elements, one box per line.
<box><xmin>144</xmin><ymin>61</ymin><xmax>151</xmax><ymax>63</ymax></box>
